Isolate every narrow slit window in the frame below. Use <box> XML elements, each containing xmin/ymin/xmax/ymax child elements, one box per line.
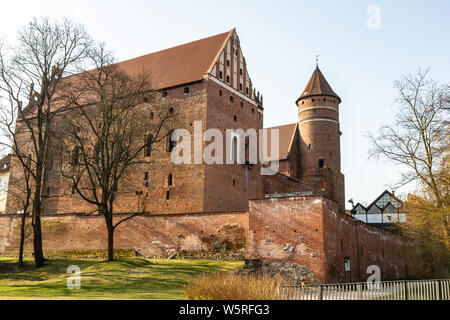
<box><xmin>72</xmin><ymin>147</ymin><xmax>80</xmax><ymax>166</ymax></box>
<box><xmin>319</xmin><ymin>159</ymin><xmax>324</xmax><ymax>168</ymax></box>
<box><xmin>145</xmin><ymin>134</ymin><xmax>153</xmax><ymax>157</ymax></box>
<box><xmin>168</xmin><ymin>174</ymin><xmax>173</xmax><ymax>187</ymax></box>
<box><xmin>167</xmin><ymin>130</ymin><xmax>177</xmax><ymax>153</ymax></box>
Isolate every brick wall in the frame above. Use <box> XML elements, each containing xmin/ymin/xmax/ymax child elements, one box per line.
<box><xmin>203</xmin><ymin>79</ymin><xmax>264</xmax><ymax>212</ymax></box>
<box><xmin>1</xmin><ymin>194</ymin><xmax>423</xmax><ymax>284</ymax></box>
<box><xmin>263</xmin><ymin>173</ymin><xmax>318</xmax><ymax>195</ymax></box>
<box><xmin>248</xmin><ymin>195</ymin><xmax>422</xmax><ymax>283</ymax></box>
<box><xmin>0</xmin><ymin>211</ymin><xmax>249</xmax><ymax>258</ymax></box>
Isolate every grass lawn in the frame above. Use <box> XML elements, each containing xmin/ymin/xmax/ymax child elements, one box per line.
<box><xmin>0</xmin><ymin>257</ymin><xmax>244</xmax><ymax>300</ymax></box>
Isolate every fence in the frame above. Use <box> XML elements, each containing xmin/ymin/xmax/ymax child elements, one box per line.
<box><xmin>278</xmin><ymin>279</ymin><xmax>450</xmax><ymax>300</ymax></box>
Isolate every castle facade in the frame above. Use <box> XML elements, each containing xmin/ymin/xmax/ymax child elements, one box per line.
<box><xmin>0</xmin><ymin>30</ymin><xmax>423</xmax><ymax>283</ymax></box>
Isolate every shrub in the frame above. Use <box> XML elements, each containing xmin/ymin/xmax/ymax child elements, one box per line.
<box><xmin>185</xmin><ymin>272</ymin><xmax>283</xmax><ymax>300</ymax></box>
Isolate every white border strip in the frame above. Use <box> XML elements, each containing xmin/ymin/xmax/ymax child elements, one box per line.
<box><xmin>298</xmin><ymin>106</ymin><xmax>339</xmax><ymax>114</ymax></box>
<box><xmin>206</xmin><ymin>74</ymin><xmax>259</xmax><ymax>108</ymax></box>
<box><xmin>299</xmin><ymin>118</ymin><xmax>339</xmax><ymax>125</ymax></box>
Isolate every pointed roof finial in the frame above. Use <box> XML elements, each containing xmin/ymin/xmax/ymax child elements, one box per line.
<box><xmin>315</xmin><ymin>55</ymin><xmax>320</xmax><ymax>69</ymax></box>
<box><xmin>295</xmin><ymin>62</ymin><xmax>342</xmax><ymax>104</ymax></box>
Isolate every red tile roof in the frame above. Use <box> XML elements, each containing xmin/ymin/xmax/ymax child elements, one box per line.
<box><xmin>297</xmin><ymin>66</ymin><xmax>341</xmax><ymax>103</ymax></box>
<box><xmin>113</xmin><ymin>30</ymin><xmax>232</xmax><ymax>89</ymax></box>
<box><xmin>22</xmin><ymin>30</ymin><xmax>233</xmax><ymax>117</ymax></box>
<box><xmin>264</xmin><ymin>123</ymin><xmax>298</xmax><ymax>160</ymax></box>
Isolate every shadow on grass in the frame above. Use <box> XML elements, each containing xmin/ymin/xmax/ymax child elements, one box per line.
<box><xmin>0</xmin><ymin>257</ymin><xmax>244</xmax><ymax>300</ymax></box>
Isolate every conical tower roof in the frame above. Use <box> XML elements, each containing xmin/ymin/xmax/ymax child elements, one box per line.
<box><xmin>296</xmin><ymin>66</ymin><xmax>341</xmax><ymax>104</ymax></box>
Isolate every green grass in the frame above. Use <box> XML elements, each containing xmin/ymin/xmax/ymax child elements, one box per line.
<box><xmin>0</xmin><ymin>257</ymin><xmax>244</xmax><ymax>300</ymax></box>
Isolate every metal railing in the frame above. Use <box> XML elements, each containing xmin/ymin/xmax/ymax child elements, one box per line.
<box><xmin>278</xmin><ymin>279</ymin><xmax>450</xmax><ymax>300</ymax></box>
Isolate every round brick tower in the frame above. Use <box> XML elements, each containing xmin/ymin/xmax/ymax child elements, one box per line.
<box><xmin>296</xmin><ymin>64</ymin><xmax>342</xmax><ymax>178</ymax></box>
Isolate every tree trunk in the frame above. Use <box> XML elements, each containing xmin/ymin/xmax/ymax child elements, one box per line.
<box><xmin>18</xmin><ymin>212</ymin><xmax>27</xmax><ymax>268</ymax></box>
<box><xmin>33</xmin><ymin>160</ymin><xmax>45</xmax><ymax>267</ymax></box>
<box><xmin>33</xmin><ymin>214</ymin><xmax>45</xmax><ymax>267</ymax></box>
<box><xmin>107</xmin><ymin>224</ymin><xmax>114</xmax><ymax>261</ymax></box>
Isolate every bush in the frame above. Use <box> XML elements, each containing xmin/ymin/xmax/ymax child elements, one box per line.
<box><xmin>185</xmin><ymin>272</ymin><xmax>283</xmax><ymax>300</ymax></box>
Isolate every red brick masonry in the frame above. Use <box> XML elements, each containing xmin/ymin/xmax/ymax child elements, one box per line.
<box><xmin>0</xmin><ymin>194</ymin><xmax>422</xmax><ymax>283</ymax></box>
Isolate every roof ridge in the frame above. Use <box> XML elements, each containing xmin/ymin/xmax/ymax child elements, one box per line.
<box><xmin>119</xmin><ymin>30</ymin><xmax>232</xmax><ymax>66</ymax></box>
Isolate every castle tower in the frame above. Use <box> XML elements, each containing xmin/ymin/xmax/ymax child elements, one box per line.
<box><xmin>296</xmin><ymin>63</ymin><xmax>345</xmax><ymax>211</ymax></box>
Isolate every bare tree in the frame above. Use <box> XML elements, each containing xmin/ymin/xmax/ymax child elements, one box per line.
<box><xmin>0</xmin><ymin>17</ymin><xmax>91</xmax><ymax>267</ymax></box>
<box><xmin>59</xmin><ymin>45</ymin><xmax>176</xmax><ymax>261</ymax></box>
<box><xmin>369</xmin><ymin>69</ymin><xmax>449</xmax><ymax>238</ymax></box>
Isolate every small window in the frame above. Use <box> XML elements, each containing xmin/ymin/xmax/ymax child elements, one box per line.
<box><xmin>72</xmin><ymin>147</ymin><xmax>80</xmax><ymax>166</ymax></box>
<box><xmin>166</xmin><ymin>191</ymin><xmax>170</xmax><ymax>200</ymax></box>
<box><xmin>240</xmin><ymin>68</ymin><xmax>243</xmax><ymax>76</ymax></box>
<box><xmin>240</xmin><ymin>102</ymin><xmax>243</xmax><ymax>108</ymax></box>
<box><xmin>219</xmin><ymin>71</ymin><xmax>223</xmax><ymax>79</ymax></box>
<box><xmin>246</xmin><ymin>87</ymin><xmax>249</xmax><ymax>95</ymax></box>
<box><xmin>232</xmin><ymin>137</ymin><xmax>238</xmax><ymax>163</ymax></box>
<box><xmin>226</xmin><ymin>75</ymin><xmax>230</xmax><ymax>83</ymax></box>
<box><xmin>143</xmin><ymin>97</ymin><xmax>149</xmax><ymax>103</ymax></box>
<box><xmin>302</xmin><ymin>101</ymin><xmax>305</xmax><ymax>105</ymax></box>
<box><xmin>308</xmin><ymin>144</ymin><xmax>312</xmax><ymax>150</ymax></box>
<box><xmin>150</xmin><ymin>112</ymin><xmax>154</xmax><ymax>120</ymax></box>
<box><xmin>184</xmin><ymin>87</ymin><xmax>190</xmax><ymax>94</ymax></box>
<box><xmin>234</xmin><ymin>115</ymin><xmax>237</xmax><ymax>122</ymax></box>
<box><xmin>226</xmin><ymin>60</ymin><xmax>230</xmax><ymax>67</ymax></box>
<box><xmin>233</xmin><ymin>179</ymin><xmax>236</xmax><ymax>187</ymax></box>
<box><xmin>219</xmin><ymin>90</ymin><xmax>222</xmax><ymax>96</ymax></box>
<box><xmin>167</xmin><ymin>130</ymin><xmax>177</xmax><ymax>153</ymax></box>
<box><xmin>312</xmin><ymin>99</ymin><xmax>315</xmax><ymax>102</ymax></box>
<box><xmin>145</xmin><ymin>134</ymin><xmax>153</xmax><ymax>157</ymax></box>
<box><xmin>323</xmin><ymin>98</ymin><xmax>327</xmax><ymax>102</ymax></box>
<box><xmin>252</xmin><ymin>108</ymin><xmax>255</xmax><ymax>113</ymax></box>
<box><xmin>144</xmin><ymin>172</ymin><xmax>149</xmax><ymax>181</ymax></box>
<box><xmin>319</xmin><ymin>159</ymin><xmax>324</xmax><ymax>168</ymax></box>
<box><xmin>162</xmin><ymin>91</ymin><xmax>168</xmax><ymax>98</ymax></box>
<box><xmin>239</xmin><ymin>83</ymin><xmax>243</xmax><ymax>91</ymax></box>
<box><xmin>230</xmin><ymin>96</ymin><xmax>234</xmax><ymax>103</ymax></box>
<box><xmin>168</xmin><ymin>174</ymin><xmax>173</xmax><ymax>187</ymax></box>
<box><xmin>169</xmin><ymin>107</ymin><xmax>174</xmax><ymax>115</ymax></box>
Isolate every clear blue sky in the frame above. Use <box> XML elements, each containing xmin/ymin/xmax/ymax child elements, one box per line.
<box><xmin>1</xmin><ymin>0</ymin><xmax>449</xmax><ymax>208</ymax></box>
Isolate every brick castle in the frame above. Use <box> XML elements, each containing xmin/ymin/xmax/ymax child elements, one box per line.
<box><xmin>0</xmin><ymin>29</ymin><xmax>422</xmax><ymax>283</ymax></box>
